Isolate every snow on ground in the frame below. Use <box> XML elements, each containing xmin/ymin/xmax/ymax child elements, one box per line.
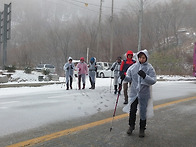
<box><xmin>157</xmin><ymin>75</ymin><xmax>196</xmax><ymax>81</ymax></box>
<box><xmin>0</xmin><ymin>71</ymin><xmax>196</xmax><ymax>136</ymax></box>
<box><xmin>1</xmin><ymin>70</ymin><xmax>196</xmax><ymax>83</ymax></box>
<box><xmin>0</xmin><ymin>70</ymin><xmax>195</xmax><ymax>97</ymax></box>
<box><xmin>0</xmin><ymin>77</ymin><xmax>112</xmax><ymax>97</ymax></box>
<box><xmin>7</xmin><ymin>70</ymin><xmax>46</xmax><ymax>83</ymax></box>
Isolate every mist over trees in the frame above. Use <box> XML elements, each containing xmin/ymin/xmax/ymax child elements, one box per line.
<box><xmin>1</xmin><ymin>0</ymin><xmax>196</xmax><ymax>75</ymax></box>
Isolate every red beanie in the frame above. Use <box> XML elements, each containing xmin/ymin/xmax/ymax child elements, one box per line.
<box><xmin>80</xmin><ymin>57</ymin><xmax>85</xmax><ymax>60</ymax></box>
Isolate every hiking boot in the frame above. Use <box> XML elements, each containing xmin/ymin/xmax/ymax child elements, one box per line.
<box><xmin>123</xmin><ymin>101</ymin><xmax>128</xmax><ymax>104</ymax></box>
<box><xmin>139</xmin><ymin>129</ymin><xmax>145</xmax><ymax>138</ymax></box>
<box><xmin>66</xmin><ymin>83</ymin><xmax>69</xmax><ymax>90</ymax></box>
<box><xmin>78</xmin><ymin>83</ymin><xmax>81</xmax><ymax>90</ymax></box>
<box><xmin>91</xmin><ymin>83</ymin><xmax>95</xmax><ymax>89</ymax></box>
<box><xmin>139</xmin><ymin>119</ymin><xmax>146</xmax><ymax>138</ymax></box>
<box><xmin>127</xmin><ymin>126</ymin><xmax>134</xmax><ymax>135</ymax></box>
<box><xmin>114</xmin><ymin>85</ymin><xmax>117</xmax><ymax>94</ymax></box>
<box><xmin>82</xmin><ymin>84</ymin><xmax>85</xmax><ymax>89</ymax></box>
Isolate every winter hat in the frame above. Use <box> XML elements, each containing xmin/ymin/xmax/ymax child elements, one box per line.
<box><xmin>90</xmin><ymin>57</ymin><xmax>95</xmax><ymax>63</ymax></box>
<box><xmin>68</xmin><ymin>57</ymin><xmax>72</xmax><ymax>61</ymax></box>
<box><xmin>80</xmin><ymin>57</ymin><xmax>85</xmax><ymax>61</ymax></box>
<box><xmin>117</xmin><ymin>56</ymin><xmax>121</xmax><ymax>60</ymax></box>
<box><xmin>126</xmin><ymin>50</ymin><xmax>133</xmax><ymax>57</ymax></box>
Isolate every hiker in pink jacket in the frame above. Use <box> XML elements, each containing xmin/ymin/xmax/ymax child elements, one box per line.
<box><xmin>76</xmin><ymin>57</ymin><xmax>88</xmax><ymax>89</ymax></box>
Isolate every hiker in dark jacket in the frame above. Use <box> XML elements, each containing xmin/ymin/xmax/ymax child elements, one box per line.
<box><xmin>119</xmin><ymin>50</ymin><xmax>136</xmax><ymax>104</ymax></box>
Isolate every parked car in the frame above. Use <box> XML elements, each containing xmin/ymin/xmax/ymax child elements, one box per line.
<box><xmin>96</xmin><ymin>62</ymin><xmax>110</xmax><ymax>77</ymax></box>
<box><xmin>97</xmin><ymin>67</ymin><xmax>114</xmax><ymax>78</ymax></box>
<box><xmin>96</xmin><ymin>62</ymin><xmax>110</xmax><ymax>70</ymax></box>
<box><xmin>36</xmin><ymin>64</ymin><xmax>55</xmax><ymax>74</ymax></box>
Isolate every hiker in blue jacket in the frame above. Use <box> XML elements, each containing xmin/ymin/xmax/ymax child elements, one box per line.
<box><xmin>88</xmin><ymin>57</ymin><xmax>97</xmax><ymax>89</ymax></box>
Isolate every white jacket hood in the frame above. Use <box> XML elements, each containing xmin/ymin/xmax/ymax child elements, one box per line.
<box><xmin>137</xmin><ymin>49</ymin><xmax>149</xmax><ymax>63</ymax></box>
<box><xmin>68</xmin><ymin>57</ymin><xmax>72</xmax><ymax>61</ymax></box>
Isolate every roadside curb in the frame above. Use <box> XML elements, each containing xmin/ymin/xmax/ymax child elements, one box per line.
<box><xmin>0</xmin><ymin>78</ymin><xmax>196</xmax><ymax>88</ymax></box>
<box><xmin>0</xmin><ymin>81</ymin><xmax>64</xmax><ymax>88</ymax></box>
<box><xmin>157</xmin><ymin>78</ymin><xmax>196</xmax><ymax>81</ymax></box>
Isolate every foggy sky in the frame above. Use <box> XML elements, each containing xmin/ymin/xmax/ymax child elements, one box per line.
<box><xmin>0</xmin><ymin>0</ymin><xmax>171</xmax><ymax>17</ymax></box>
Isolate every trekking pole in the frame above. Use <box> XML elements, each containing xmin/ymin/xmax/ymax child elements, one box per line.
<box><xmin>61</xmin><ymin>76</ymin><xmax>65</xmax><ymax>88</ymax></box>
<box><xmin>110</xmin><ymin>83</ymin><xmax>122</xmax><ymax>132</ymax></box>
<box><xmin>75</xmin><ymin>75</ymin><xmax>78</xmax><ymax>90</ymax></box>
<box><xmin>109</xmin><ymin>71</ymin><xmax>113</xmax><ymax>93</ymax></box>
<box><xmin>110</xmin><ymin>78</ymin><xmax>112</xmax><ymax>93</ymax></box>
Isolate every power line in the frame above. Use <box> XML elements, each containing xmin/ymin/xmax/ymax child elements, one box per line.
<box><xmin>48</xmin><ymin>0</ymin><xmax>111</xmax><ymax>17</ymax></box>
<box><xmin>46</xmin><ymin>0</ymin><xmax>106</xmax><ymax>16</ymax></box>
<box><xmin>70</xmin><ymin>0</ymin><xmax>125</xmax><ymax>11</ymax></box>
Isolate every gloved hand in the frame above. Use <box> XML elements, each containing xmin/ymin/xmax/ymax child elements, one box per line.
<box><xmin>138</xmin><ymin>70</ymin><xmax>146</xmax><ymax>79</ymax></box>
<box><xmin>120</xmin><ymin>74</ymin><xmax>125</xmax><ymax>80</ymax></box>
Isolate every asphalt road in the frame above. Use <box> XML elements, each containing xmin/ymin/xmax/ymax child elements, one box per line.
<box><xmin>1</xmin><ymin>95</ymin><xmax>196</xmax><ymax>147</ymax></box>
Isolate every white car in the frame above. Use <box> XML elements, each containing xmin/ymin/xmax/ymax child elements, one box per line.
<box><xmin>96</xmin><ymin>62</ymin><xmax>111</xmax><ymax>78</ymax></box>
<box><xmin>96</xmin><ymin>62</ymin><xmax>110</xmax><ymax>70</ymax></box>
<box><xmin>36</xmin><ymin>64</ymin><xmax>55</xmax><ymax>74</ymax></box>
<box><xmin>98</xmin><ymin>68</ymin><xmax>114</xmax><ymax>78</ymax></box>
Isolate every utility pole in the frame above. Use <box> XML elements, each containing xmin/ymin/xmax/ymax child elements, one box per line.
<box><xmin>86</xmin><ymin>47</ymin><xmax>89</xmax><ymax>63</ymax></box>
<box><xmin>96</xmin><ymin>0</ymin><xmax>103</xmax><ymax>61</ymax></box>
<box><xmin>0</xmin><ymin>11</ymin><xmax>3</xmax><ymax>67</ymax></box>
<box><xmin>2</xmin><ymin>3</ymin><xmax>11</xmax><ymax>68</ymax></box>
<box><xmin>109</xmin><ymin>0</ymin><xmax>114</xmax><ymax>62</ymax></box>
<box><xmin>137</xmin><ymin>0</ymin><xmax>143</xmax><ymax>52</ymax></box>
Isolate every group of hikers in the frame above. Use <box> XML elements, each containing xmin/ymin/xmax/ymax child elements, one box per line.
<box><xmin>63</xmin><ymin>56</ymin><xmax>96</xmax><ymax>90</ymax></box>
<box><xmin>63</xmin><ymin>49</ymin><xmax>157</xmax><ymax>138</ymax></box>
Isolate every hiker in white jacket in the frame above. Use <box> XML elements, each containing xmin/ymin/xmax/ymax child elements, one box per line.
<box><xmin>123</xmin><ymin>49</ymin><xmax>157</xmax><ymax>138</ymax></box>
<box><xmin>63</xmin><ymin>57</ymin><xmax>75</xmax><ymax>90</ymax></box>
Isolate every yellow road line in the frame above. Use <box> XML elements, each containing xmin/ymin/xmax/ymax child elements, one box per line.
<box><xmin>7</xmin><ymin>96</ymin><xmax>196</xmax><ymax>147</ymax></box>
<box><xmin>153</xmin><ymin>96</ymin><xmax>196</xmax><ymax>110</ymax></box>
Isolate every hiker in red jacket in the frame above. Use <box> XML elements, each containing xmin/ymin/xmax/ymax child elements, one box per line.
<box><xmin>119</xmin><ymin>50</ymin><xmax>136</xmax><ymax>104</ymax></box>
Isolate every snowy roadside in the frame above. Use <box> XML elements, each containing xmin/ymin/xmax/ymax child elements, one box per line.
<box><xmin>0</xmin><ymin>78</ymin><xmax>112</xmax><ymax>97</ymax></box>
<box><xmin>0</xmin><ymin>70</ymin><xmax>196</xmax><ymax>88</ymax></box>
<box><xmin>0</xmin><ymin>75</ymin><xmax>196</xmax><ymax>98</ymax></box>
<box><xmin>157</xmin><ymin>75</ymin><xmax>196</xmax><ymax>81</ymax></box>
<box><xmin>0</xmin><ymin>74</ymin><xmax>196</xmax><ymax>137</ymax></box>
